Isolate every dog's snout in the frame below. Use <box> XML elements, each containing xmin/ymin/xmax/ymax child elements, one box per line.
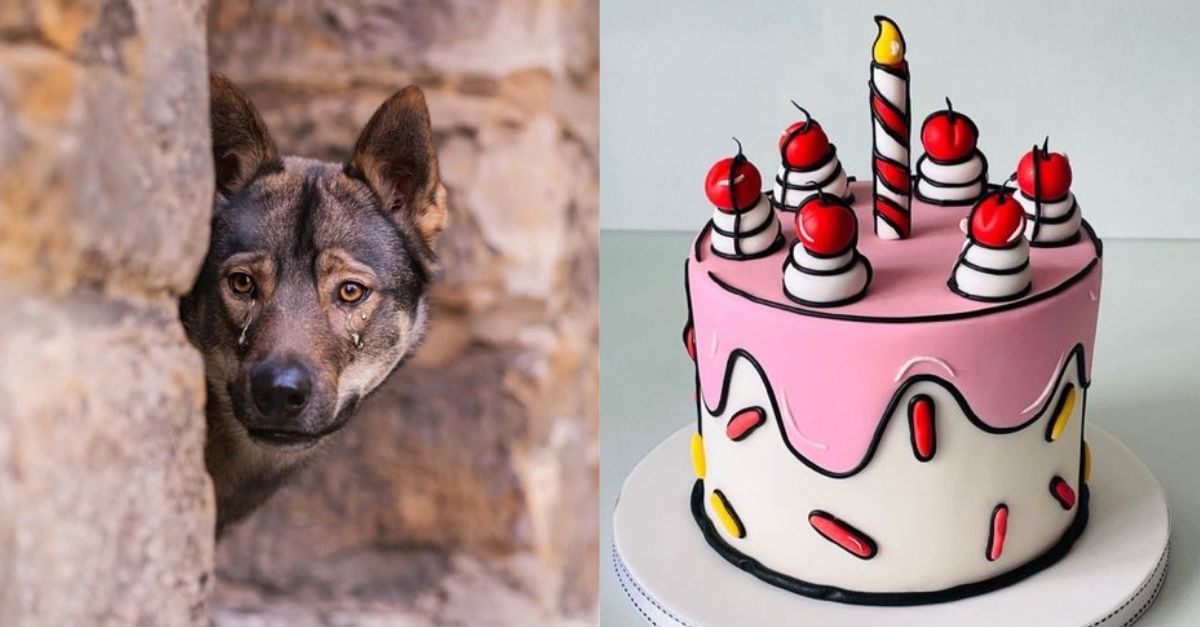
<box><xmin>250</xmin><ymin>360</ymin><xmax>312</xmax><ymax>419</ymax></box>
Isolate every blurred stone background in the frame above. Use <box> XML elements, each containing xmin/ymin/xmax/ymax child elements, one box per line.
<box><xmin>205</xmin><ymin>1</ymin><xmax>599</xmax><ymax>625</ymax></box>
<box><xmin>0</xmin><ymin>1</ymin><xmax>215</xmax><ymax>625</ymax></box>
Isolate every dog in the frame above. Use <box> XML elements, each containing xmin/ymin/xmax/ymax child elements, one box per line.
<box><xmin>180</xmin><ymin>75</ymin><xmax>447</xmax><ymax>535</ymax></box>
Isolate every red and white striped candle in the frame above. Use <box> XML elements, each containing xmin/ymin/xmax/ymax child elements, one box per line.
<box><xmin>869</xmin><ymin>16</ymin><xmax>912</xmax><ymax>240</ymax></box>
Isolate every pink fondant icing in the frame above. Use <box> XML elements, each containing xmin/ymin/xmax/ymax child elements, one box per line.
<box><xmin>688</xmin><ymin>181</ymin><xmax>1101</xmax><ymax>475</ymax></box>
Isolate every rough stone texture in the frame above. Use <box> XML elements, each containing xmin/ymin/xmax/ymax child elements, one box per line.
<box><xmin>0</xmin><ymin>1</ymin><xmax>216</xmax><ymax>625</ymax></box>
<box><xmin>207</xmin><ymin>1</ymin><xmax>599</xmax><ymax>625</ymax></box>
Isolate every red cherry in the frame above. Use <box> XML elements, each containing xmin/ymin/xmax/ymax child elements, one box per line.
<box><xmin>779</xmin><ymin>119</ymin><xmax>830</xmax><ymax>169</ymax></box>
<box><xmin>1017</xmin><ymin>142</ymin><xmax>1072</xmax><ymax>199</ymax></box>
<box><xmin>921</xmin><ymin>99</ymin><xmax>977</xmax><ymax>161</ymax></box>
<box><xmin>796</xmin><ymin>196</ymin><xmax>857</xmax><ymax>256</ymax></box>
<box><xmin>969</xmin><ymin>191</ymin><xmax>1026</xmax><ymax>248</ymax></box>
<box><xmin>705</xmin><ymin>153</ymin><xmax>762</xmax><ymax>213</ymax></box>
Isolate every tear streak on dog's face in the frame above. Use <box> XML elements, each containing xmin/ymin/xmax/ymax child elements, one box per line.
<box><xmin>181</xmin><ymin>75</ymin><xmax>446</xmax><ymax>531</ymax></box>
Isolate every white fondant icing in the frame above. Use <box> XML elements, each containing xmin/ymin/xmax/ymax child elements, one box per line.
<box><xmin>919</xmin><ymin>153</ymin><xmax>985</xmax><ymax>184</ymax></box>
<box><xmin>872</xmin><ymin>67</ymin><xmax>908</xmax><ymax>113</ymax></box>
<box><xmin>874</xmin><ymin>179</ymin><xmax>907</xmax><ymax>207</ymax></box>
<box><xmin>701</xmin><ymin>352</ymin><xmax>1084</xmax><ymax>593</ymax></box>
<box><xmin>1014</xmin><ymin>193</ymin><xmax>1082</xmax><ymax>244</ymax></box>
<box><xmin>773</xmin><ymin>155</ymin><xmax>851</xmax><ymax>209</ymax></box>
<box><xmin>711</xmin><ymin>194</ymin><xmax>773</xmax><ymax>233</ymax></box>
<box><xmin>893</xmin><ymin>356</ymin><xmax>956</xmax><ymax>382</ymax></box>
<box><xmin>872</xmin><ymin>120</ymin><xmax>909</xmax><ymax>163</ymax></box>
<box><xmin>782</xmin><ymin>244</ymin><xmax>869</xmax><ymax>305</ymax></box>
<box><xmin>1017</xmin><ymin>192</ymin><xmax>1075</xmax><ymax>219</ymax></box>
<box><xmin>963</xmin><ymin>239</ymin><xmax>1029</xmax><ymax>270</ymax></box>
<box><xmin>790</xmin><ymin>246</ymin><xmax>853</xmax><ymax>272</ymax></box>
<box><xmin>951</xmin><ymin>263</ymin><xmax>1031</xmax><ymax>301</ymax></box>
<box><xmin>709</xmin><ymin>194</ymin><xmax>782</xmax><ymax>258</ymax></box>
<box><xmin>917</xmin><ymin>178</ymin><xmax>984</xmax><ymax>203</ymax></box>
<box><xmin>711</xmin><ymin>218</ymin><xmax>781</xmax><ymax>257</ymax></box>
<box><xmin>781</xmin><ymin>155</ymin><xmax>840</xmax><ymax>185</ymax></box>
<box><xmin>876</xmin><ymin>220</ymin><xmax>902</xmax><ymax>240</ymax></box>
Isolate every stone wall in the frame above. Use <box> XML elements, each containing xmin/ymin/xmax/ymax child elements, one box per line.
<box><xmin>0</xmin><ymin>1</ymin><xmax>215</xmax><ymax>625</ymax></box>
<box><xmin>206</xmin><ymin>1</ymin><xmax>599</xmax><ymax>624</ymax></box>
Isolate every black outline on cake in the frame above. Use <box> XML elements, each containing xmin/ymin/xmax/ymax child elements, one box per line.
<box><xmin>779</xmin><ymin>193</ymin><xmax>874</xmax><ymax>308</ymax></box>
<box><xmin>1044</xmin><ymin>382</ymin><xmax>1076</xmax><ymax>442</ymax></box>
<box><xmin>907</xmin><ymin>394</ymin><xmax>936</xmax><ymax>462</ymax></box>
<box><xmin>868</xmin><ymin>18</ymin><xmax>912</xmax><ymax>239</ymax></box>
<box><xmin>698</xmin><ymin>344</ymin><xmax>1089</xmax><ymax>479</ymax></box>
<box><xmin>947</xmin><ymin>186</ymin><xmax>1035</xmax><ymax>302</ymax></box>
<box><xmin>1023</xmin><ymin>138</ymin><xmax>1083</xmax><ymax>247</ymax></box>
<box><xmin>771</xmin><ymin>107</ymin><xmax>855</xmax><ymax>208</ymax></box>
<box><xmin>691</xmin><ymin>479</ymin><xmax>1089</xmax><ymax>606</ymax></box>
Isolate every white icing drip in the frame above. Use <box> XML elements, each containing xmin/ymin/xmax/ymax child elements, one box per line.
<box><xmin>1021</xmin><ymin>349</ymin><xmax>1071</xmax><ymax>414</ymax></box>
<box><xmin>779</xmin><ymin>388</ymin><xmax>828</xmax><ymax>451</ymax></box>
<box><xmin>893</xmin><ymin>356</ymin><xmax>956</xmax><ymax>382</ymax></box>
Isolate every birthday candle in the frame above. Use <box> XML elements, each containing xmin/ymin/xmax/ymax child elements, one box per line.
<box><xmin>869</xmin><ymin>16</ymin><xmax>912</xmax><ymax>240</ymax></box>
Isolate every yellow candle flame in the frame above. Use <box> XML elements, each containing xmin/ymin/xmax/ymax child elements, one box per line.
<box><xmin>872</xmin><ymin>16</ymin><xmax>905</xmax><ymax>66</ymax></box>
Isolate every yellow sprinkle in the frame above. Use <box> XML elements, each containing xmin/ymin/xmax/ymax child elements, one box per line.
<box><xmin>709</xmin><ymin>490</ymin><xmax>745</xmax><ymax>539</ymax></box>
<box><xmin>1049</xmin><ymin>386</ymin><xmax>1077</xmax><ymax>441</ymax></box>
<box><xmin>1083</xmin><ymin>440</ymin><xmax>1092</xmax><ymax>482</ymax></box>
<box><xmin>691</xmin><ymin>432</ymin><xmax>706</xmax><ymax>479</ymax></box>
<box><xmin>872</xmin><ymin>16</ymin><xmax>905</xmax><ymax>66</ymax></box>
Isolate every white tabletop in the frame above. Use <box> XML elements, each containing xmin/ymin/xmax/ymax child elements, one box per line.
<box><xmin>600</xmin><ymin>231</ymin><xmax>1200</xmax><ymax>626</ymax></box>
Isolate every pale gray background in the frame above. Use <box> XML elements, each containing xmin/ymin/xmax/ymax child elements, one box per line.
<box><xmin>601</xmin><ymin>2</ymin><xmax>1200</xmax><ymax>625</ymax></box>
<box><xmin>601</xmin><ymin>0</ymin><xmax>1200</xmax><ymax>238</ymax></box>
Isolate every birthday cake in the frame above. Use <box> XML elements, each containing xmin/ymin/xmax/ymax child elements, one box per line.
<box><xmin>684</xmin><ymin>17</ymin><xmax>1102</xmax><ymax>605</ymax></box>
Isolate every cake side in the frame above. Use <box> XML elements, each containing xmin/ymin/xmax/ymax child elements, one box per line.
<box><xmin>683</xmin><ymin>188</ymin><xmax>1101</xmax><ymax>602</ymax></box>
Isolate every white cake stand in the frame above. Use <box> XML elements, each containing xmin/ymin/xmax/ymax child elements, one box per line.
<box><xmin>613</xmin><ymin>424</ymin><xmax>1169</xmax><ymax>627</ymax></box>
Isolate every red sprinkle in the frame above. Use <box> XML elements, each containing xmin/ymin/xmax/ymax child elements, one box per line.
<box><xmin>872</xmin><ymin>93</ymin><xmax>909</xmax><ymax>137</ymax></box>
<box><xmin>1050</xmin><ymin>476</ymin><xmax>1076</xmax><ymax>510</ymax></box>
<box><xmin>809</xmin><ymin>511</ymin><xmax>877</xmax><ymax>560</ymax></box>
<box><xmin>726</xmin><ymin>407</ymin><xmax>766</xmax><ymax>441</ymax></box>
<box><xmin>683</xmin><ymin>324</ymin><xmax>696</xmax><ymax>361</ymax></box>
<box><xmin>987</xmin><ymin>505</ymin><xmax>1009</xmax><ymax>561</ymax></box>
<box><xmin>909</xmin><ymin>396</ymin><xmax>935</xmax><ymax>461</ymax></box>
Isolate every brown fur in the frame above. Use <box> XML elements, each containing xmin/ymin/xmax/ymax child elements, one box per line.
<box><xmin>182</xmin><ymin>75</ymin><xmax>447</xmax><ymax>535</ymax></box>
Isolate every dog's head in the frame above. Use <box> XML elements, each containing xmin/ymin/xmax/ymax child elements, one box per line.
<box><xmin>182</xmin><ymin>75</ymin><xmax>446</xmax><ymax>455</ymax></box>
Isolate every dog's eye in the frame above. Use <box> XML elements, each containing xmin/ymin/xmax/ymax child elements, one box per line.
<box><xmin>338</xmin><ymin>281</ymin><xmax>368</xmax><ymax>304</ymax></box>
<box><xmin>228</xmin><ymin>272</ymin><xmax>255</xmax><ymax>296</ymax></box>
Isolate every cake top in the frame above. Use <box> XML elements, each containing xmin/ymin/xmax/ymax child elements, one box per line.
<box><xmin>693</xmin><ymin>181</ymin><xmax>1099</xmax><ymax>322</ymax></box>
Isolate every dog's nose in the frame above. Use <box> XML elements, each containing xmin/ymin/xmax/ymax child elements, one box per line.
<box><xmin>250</xmin><ymin>360</ymin><xmax>311</xmax><ymax>419</ymax></box>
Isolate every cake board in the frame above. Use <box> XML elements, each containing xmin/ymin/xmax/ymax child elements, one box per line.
<box><xmin>613</xmin><ymin>424</ymin><xmax>1169</xmax><ymax>627</ymax></box>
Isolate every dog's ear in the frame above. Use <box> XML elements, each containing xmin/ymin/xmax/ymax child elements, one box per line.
<box><xmin>346</xmin><ymin>86</ymin><xmax>447</xmax><ymax>253</ymax></box>
<box><xmin>210</xmin><ymin>73</ymin><xmax>279</xmax><ymax>195</ymax></box>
